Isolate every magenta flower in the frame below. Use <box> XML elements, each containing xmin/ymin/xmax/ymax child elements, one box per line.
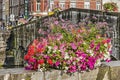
<box><xmin>109</xmin><ymin>50</ymin><xmax>112</xmax><ymax>54</ymax></box>
<box><xmin>81</xmin><ymin>64</ymin><xmax>87</xmax><ymax>71</ymax></box>
<box><xmin>87</xmin><ymin>57</ymin><xmax>96</xmax><ymax>70</ymax></box>
<box><xmin>28</xmin><ymin>57</ymin><xmax>36</xmax><ymax>63</ymax></box>
<box><xmin>55</xmin><ymin>61</ymin><xmax>60</xmax><ymax>66</ymax></box>
<box><xmin>25</xmin><ymin>64</ymin><xmax>33</xmax><ymax>70</ymax></box>
<box><xmin>105</xmin><ymin>59</ymin><xmax>111</xmax><ymax>62</ymax></box>
<box><xmin>90</xmin><ymin>41</ymin><xmax>94</xmax><ymax>49</ymax></box>
<box><xmin>87</xmin><ymin>62</ymin><xmax>94</xmax><ymax>70</ymax></box>
<box><xmin>68</xmin><ymin>65</ymin><xmax>77</xmax><ymax>73</ymax></box>
<box><xmin>80</xmin><ymin>52</ymin><xmax>87</xmax><ymax>59</ymax></box>
<box><xmin>95</xmin><ymin>43</ymin><xmax>100</xmax><ymax>51</ymax></box>
<box><xmin>106</xmin><ymin>38</ymin><xmax>111</xmax><ymax>43</ymax></box>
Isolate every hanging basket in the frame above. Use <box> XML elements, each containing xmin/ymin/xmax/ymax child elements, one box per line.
<box><xmin>103</xmin><ymin>2</ymin><xmax>118</xmax><ymax>12</ymax></box>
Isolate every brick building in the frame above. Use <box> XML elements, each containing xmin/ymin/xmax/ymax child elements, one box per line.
<box><xmin>30</xmin><ymin>0</ymin><xmax>49</xmax><ymax>16</ymax></box>
<box><xmin>30</xmin><ymin>0</ymin><xmax>102</xmax><ymax>16</ymax></box>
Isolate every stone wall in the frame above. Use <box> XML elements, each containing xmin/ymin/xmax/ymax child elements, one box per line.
<box><xmin>0</xmin><ymin>61</ymin><xmax>120</xmax><ymax>80</ymax></box>
<box><xmin>0</xmin><ymin>30</ymin><xmax>10</xmax><ymax>66</ymax></box>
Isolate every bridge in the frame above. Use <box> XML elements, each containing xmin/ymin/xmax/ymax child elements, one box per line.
<box><xmin>0</xmin><ymin>8</ymin><xmax>120</xmax><ymax>68</ymax></box>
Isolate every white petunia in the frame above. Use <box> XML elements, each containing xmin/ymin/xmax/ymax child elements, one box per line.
<box><xmin>87</xmin><ymin>50</ymin><xmax>94</xmax><ymax>56</ymax></box>
<box><xmin>48</xmin><ymin>46</ymin><xmax>52</xmax><ymax>50</ymax></box>
<box><xmin>104</xmin><ymin>43</ymin><xmax>107</xmax><ymax>47</ymax></box>
<box><xmin>95</xmin><ymin>59</ymin><xmax>101</xmax><ymax>66</ymax></box>
<box><xmin>53</xmin><ymin>50</ymin><xmax>57</xmax><ymax>53</ymax></box>
<box><xmin>64</xmin><ymin>53</ymin><xmax>69</xmax><ymax>59</ymax></box>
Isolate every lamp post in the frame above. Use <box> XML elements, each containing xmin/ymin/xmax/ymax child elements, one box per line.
<box><xmin>10</xmin><ymin>14</ymin><xmax>15</xmax><ymax>27</ymax></box>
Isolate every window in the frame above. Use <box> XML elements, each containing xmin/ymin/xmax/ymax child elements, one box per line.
<box><xmin>59</xmin><ymin>3</ymin><xmax>65</xmax><ymax>9</ymax></box>
<box><xmin>70</xmin><ymin>3</ymin><xmax>76</xmax><ymax>8</ymax></box>
<box><xmin>96</xmin><ymin>1</ymin><xmax>101</xmax><ymax>10</ymax></box>
<box><xmin>70</xmin><ymin>0</ymin><xmax>76</xmax><ymax>2</ymax></box>
<box><xmin>36</xmin><ymin>2</ymin><xmax>40</xmax><ymax>11</ymax></box>
<box><xmin>84</xmin><ymin>1</ymin><xmax>90</xmax><ymax>9</ymax></box>
<box><xmin>50</xmin><ymin>2</ymin><xmax>54</xmax><ymax>10</ymax></box>
<box><xmin>2</xmin><ymin>4</ymin><xmax>5</xmax><ymax>10</ymax></box>
<box><xmin>50</xmin><ymin>0</ymin><xmax>54</xmax><ymax>1</ymax></box>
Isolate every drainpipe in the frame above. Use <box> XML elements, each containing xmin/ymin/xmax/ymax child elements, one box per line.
<box><xmin>43</xmin><ymin>0</ymin><xmax>45</xmax><ymax>12</ymax></box>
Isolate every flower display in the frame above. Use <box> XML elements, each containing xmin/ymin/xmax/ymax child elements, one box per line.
<box><xmin>103</xmin><ymin>2</ymin><xmax>118</xmax><ymax>11</ymax></box>
<box><xmin>24</xmin><ymin>17</ymin><xmax>112</xmax><ymax>73</ymax></box>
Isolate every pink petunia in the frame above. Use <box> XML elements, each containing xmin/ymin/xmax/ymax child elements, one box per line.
<box><xmin>71</xmin><ymin>43</ymin><xmax>77</xmax><ymax>50</ymax></box>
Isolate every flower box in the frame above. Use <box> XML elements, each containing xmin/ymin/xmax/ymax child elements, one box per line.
<box><xmin>24</xmin><ymin>17</ymin><xmax>112</xmax><ymax>74</ymax></box>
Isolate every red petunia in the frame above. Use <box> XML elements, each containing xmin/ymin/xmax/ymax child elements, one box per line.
<box><xmin>38</xmin><ymin>59</ymin><xmax>44</xmax><ymax>65</ymax></box>
<box><xmin>77</xmin><ymin>29</ymin><xmax>82</xmax><ymax>33</ymax></box>
<box><xmin>33</xmin><ymin>39</ymin><xmax>39</xmax><ymax>45</ymax></box>
<box><xmin>102</xmin><ymin>39</ymin><xmax>107</xmax><ymax>44</ymax></box>
<box><xmin>24</xmin><ymin>54</ymin><xmax>30</xmax><ymax>60</ymax></box>
<box><xmin>37</xmin><ymin>48</ymin><xmax>44</xmax><ymax>53</ymax></box>
<box><xmin>27</xmin><ymin>45</ymin><xmax>35</xmax><ymax>55</ymax></box>
<box><xmin>47</xmin><ymin>59</ymin><xmax>53</xmax><ymax>65</ymax></box>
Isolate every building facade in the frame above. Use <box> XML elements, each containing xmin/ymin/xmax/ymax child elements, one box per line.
<box><xmin>0</xmin><ymin>0</ymin><xmax>29</xmax><ymax>26</ymax></box>
<box><xmin>30</xmin><ymin>0</ymin><xmax>102</xmax><ymax>16</ymax></box>
<box><xmin>30</xmin><ymin>0</ymin><xmax>49</xmax><ymax>16</ymax></box>
<box><xmin>9</xmin><ymin>0</ymin><xmax>25</xmax><ymax>20</ymax></box>
<box><xmin>2</xmin><ymin>0</ymin><xmax>9</xmax><ymax>25</ymax></box>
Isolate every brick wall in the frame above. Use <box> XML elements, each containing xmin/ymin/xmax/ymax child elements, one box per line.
<box><xmin>76</xmin><ymin>1</ymin><xmax>84</xmax><ymax>8</ymax></box>
<box><xmin>90</xmin><ymin>1</ymin><xmax>96</xmax><ymax>10</ymax></box>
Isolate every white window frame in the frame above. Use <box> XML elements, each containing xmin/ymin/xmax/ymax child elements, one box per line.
<box><xmin>59</xmin><ymin>2</ymin><xmax>65</xmax><ymax>9</ymax></box>
<box><xmin>36</xmin><ymin>2</ymin><xmax>40</xmax><ymax>11</ymax></box>
<box><xmin>84</xmin><ymin>2</ymin><xmax>90</xmax><ymax>9</ymax></box>
<box><xmin>96</xmin><ymin>1</ymin><xmax>101</xmax><ymax>10</ymax></box>
<box><xmin>50</xmin><ymin>0</ymin><xmax>54</xmax><ymax>10</ymax></box>
<box><xmin>70</xmin><ymin>2</ymin><xmax>76</xmax><ymax>8</ymax></box>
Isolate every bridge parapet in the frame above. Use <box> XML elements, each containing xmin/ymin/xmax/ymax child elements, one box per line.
<box><xmin>0</xmin><ymin>30</ymin><xmax>10</xmax><ymax>66</ymax></box>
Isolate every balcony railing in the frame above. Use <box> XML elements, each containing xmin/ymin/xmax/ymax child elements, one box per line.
<box><xmin>5</xmin><ymin>8</ymin><xmax>120</xmax><ymax>67</ymax></box>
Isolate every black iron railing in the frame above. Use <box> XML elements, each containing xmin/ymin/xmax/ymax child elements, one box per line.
<box><xmin>5</xmin><ymin>8</ymin><xmax>120</xmax><ymax>67</ymax></box>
